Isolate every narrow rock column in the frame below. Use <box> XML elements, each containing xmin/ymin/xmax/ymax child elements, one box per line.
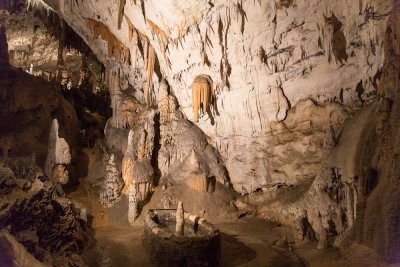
<box><xmin>176</xmin><ymin>201</ymin><xmax>184</xmax><ymax>236</ymax></box>
<box><xmin>128</xmin><ymin>185</ymin><xmax>138</xmax><ymax>225</ymax></box>
<box><xmin>345</xmin><ymin>184</ymin><xmax>354</xmax><ymax>228</ymax></box>
<box><xmin>57</xmin><ymin>19</ymin><xmax>65</xmax><ymax>66</ymax></box>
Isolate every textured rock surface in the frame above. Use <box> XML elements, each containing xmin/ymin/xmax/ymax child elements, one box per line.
<box><xmin>0</xmin><ymin>163</ymin><xmax>88</xmax><ymax>266</ymax></box>
<box><xmin>42</xmin><ymin>0</ymin><xmax>391</xmax><ymax>193</ymax></box>
<box><xmin>0</xmin><ymin>230</ymin><xmax>43</xmax><ymax>267</ymax></box>
<box><xmin>356</xmin><ymin>2</ymin><xmax>400</xmax><ymax>262</ymax></box>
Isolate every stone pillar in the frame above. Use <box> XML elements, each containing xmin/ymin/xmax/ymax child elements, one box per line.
<box><xmin>345</xmin><ymin>184</ymin><xmax>354</xmax><ymax>228</ymax></box>
<box><xmin>176</xmin><ymin>201</ymin><xmax>184</xmax><ymax>236</ymax></box>
<box><xmin>128</xmin><ymin>185</ymin><xmax>138</xmax><ymax>225</ymax></box>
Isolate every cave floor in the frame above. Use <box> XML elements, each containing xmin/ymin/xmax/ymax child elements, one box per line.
<box><xmin>70</xmin><ymin>181</ymin><xmax>397</xmax><ymax>267</ymax></box>
<box><xmin>81</xmin><ymin>218</ymin><xmax>398</xmax><ymax>267</ymax></box>
<box><xmin>81</xmin><ymin>217</ymin><xmax>306</xmax><ymax>267</ymax></box>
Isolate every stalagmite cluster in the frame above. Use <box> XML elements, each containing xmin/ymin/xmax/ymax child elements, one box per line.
<box><xmin>99</xmin><ymin>154</ymin><xmax>124</xmax><ymax>208</ymax></box>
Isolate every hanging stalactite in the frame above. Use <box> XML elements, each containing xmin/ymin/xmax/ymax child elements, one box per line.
<box><xmin>145</xmin><ymin>44</ymin><xmax>155</xmax><ymax>106</ymax></box>
<box><xmin>140</xmin><ymin>35</ymin><xmax>156</xmax><ymax>107</ymax></box>
<box><xmin>117</xmin><ymin>0</ymin><xmax>126</xmax><ymax>30</ymax></box>
<box><xmin>26</xmin><ymin>0</ymin><xmax>53</xmax><ymax>14</ymax></box>
<box><xmin>87</xmin><ymin>18</ymin><xmax>130</xmax><ymax>63</ymax></box>
<box><xmin>146</xmin><ymin>19</ymin><xmax>170</xmax><ymax>68</ymax></box>
<box><xmin>191</xmin><ymin>75</ymin><xmax>213</xmax><ymax>122</ymax></box>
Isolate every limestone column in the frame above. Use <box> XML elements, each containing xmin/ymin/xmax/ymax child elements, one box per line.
<box><xmin>176</xmin><ymin>201</ymin><xmax>184</xmax><ymax>235</ymax></box>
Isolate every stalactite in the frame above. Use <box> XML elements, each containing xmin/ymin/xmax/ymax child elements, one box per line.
<box><xmin>87</xmin><ymin>18</ymin><xmax>130</xmax><ymax>63</ymax></box>
<box><xmin>139</xmin><ymin>34</ymin><xmax>156</xmax><ymax>107</ymax></box>
<box><xmin>146</xmin><ymin>19</ymin><xmax>170</xmax><ymax>68</ymax></box>
<box><xmin>26</xmin><ymin>0</ymin><xmax>53</xmax><ymax>13</ymax></box>
<box><xmin>57</xmin><ymin>19</ymin><xmax>65</xmax><ymax>66</ymax></box>
<box><xmin>117</xmin><ymin>0</ymin><xmax>126</xmax><ymax>30</ymax></box>
<box><xmin>106</xmin><ymin>68</ymin><xmax>122</xmax><ymax>128</ymax></box>
<box><xmin>217</xmin><ymin>10</ymin><xmax>231</xmax><ymax>91</ymax></box>
<box><xmin>192</xmin><ymin>75</ymin><xmax>213</xmax><ymax>122</ymax></box>
<box><xmin>145</xmin><ymin>44</ymin><xmax>155</xmax><ymax>106</ymax></box>
<box><xmin>234</xmin><ymin>1</ymin><xmax>247</xmax><ymax>34</ymax></box>
<box><xmin>125</xmin><ymin>15</ymin><xmax>138</xmax><ymax>43</ymax></box>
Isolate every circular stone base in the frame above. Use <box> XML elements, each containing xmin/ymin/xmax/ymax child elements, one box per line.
<box><xmin>143</xmin><ymin>209</ymin><xmax>221</xmax><ymax>266</ymax></box>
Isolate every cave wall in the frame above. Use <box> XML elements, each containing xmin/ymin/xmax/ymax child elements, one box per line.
<box><xmin>357</xmin><ymin>1</ymin><xmax>400</xmax><ymax>261</ymax></box>
<box><xmin>39</xmin><ymin>0</ymin><xmax>392</xmax><ymax>194</ymax></box>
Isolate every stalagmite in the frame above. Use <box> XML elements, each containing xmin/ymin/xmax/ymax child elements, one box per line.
<box><xmin>122</xmin><ymin>129</ymin><xmax>136</xmax><ymax>186</ymax></box>
<box><xmin>186</xmin><ymin>150</ymin><xmax>209</xmax><ymax>192</ymax></box>
<box><xmin>128</xmin><ymin>185</ymin><xmax>138</xmax><ymax>224</ymax></box>
<box><xmin>122</xmin><ymin>129</ymin><xmax>154</xmax><ymax>224</ymax></box>
<box><xmin>44</xmin><ymin>119</ymin><xmax>71</xmax><ymax>185</ymax></box>
<box><xmin>176</xmin><ymin>201</ymin><xmax>184</xmax><ymax>236</ymax></box>
<box><xmin>157</xmin><ymin>79</ymin><xmax>182</xmax><ymax>124</ymax></box>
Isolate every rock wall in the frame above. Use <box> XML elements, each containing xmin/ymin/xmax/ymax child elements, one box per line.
<box><xmin>41</xmin><ymin>0</ymin><xmax>392</xmax><ymax>193</ymax></box>
<box><xmin>357</xmin><ymin>1</ymin><xmax>400</xmax><ymax>262</ymax></box>
<box><xmin>238</xmin><ymin>2</ymin><xmax>400</xmax><ymax>261</ymax></box>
